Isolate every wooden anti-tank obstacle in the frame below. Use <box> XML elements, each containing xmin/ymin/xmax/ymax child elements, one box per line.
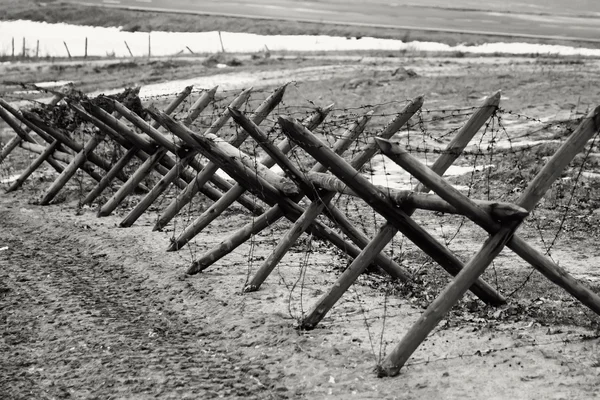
<box><xmin>2</xmin><ymin>84</ymin><xmax>599</xmax><ymax>378</ymax></box>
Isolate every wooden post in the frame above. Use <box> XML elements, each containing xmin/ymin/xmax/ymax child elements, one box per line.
<box><xmin>5</xmin><ymin>141</ymin><xmax>61</xmax><ymax>193</ymax></box>
<box><xmin>75</xmin><ymin>86</ymin><xmax>193</xmax><ymax>204</ymax></box>
<box><xmin>63</xmin><ymin>41</ymin><xmax>71</xmax><ymax>58</ymax></box>
<box><xmin>96</xmin><ymin>88</ymin><xmax>216</xmax><ymax>217</ymax></box>
<box><xmin>108</xmin><ymin>95</ymin><xmax>261</xmax><ymax>198</ymax></box>
<box><xmin>39</xmin><ymin>131</ymin><xmax>106</xmax><ymax>205</ymax></box>
<box><xmin>302</xmin><ymin>173</ymin><xmax>527</xmax><ymax>219</ymax></box>
<box><xmin>153</xmin><ymin>85</ymin><xmax>286</xmax><ymax>232</ymax></box>
<box><xmin>11</xmin><ymin>37</ymin><xmax>14</xmax><ymax>58</ymax></box>
<box><xmin>182</xmin><ymin>102</ymin><xmax>419</xmax><ymax>279</ymax></box>
<box><xmin>238</xmin><ymin>103</ymin><xmax>419</xmax><ymax>291</ymax></box>
<box><xmin>278</xmin><ymin>116</ymin><xmax>506</xmax><ymax>306</ymax></box>
<box><xmin>176</xmin><ymin>97</ymin><xmax>423</xmax><ymax>271</ymax></box>
<box><xmin>148</xmin><ymin>33</ymin><xmax>151</xmax><ymax>59</ymax></box>
<box><xmin>377</xmin><ymin>127</ymin><xmax>600</xmax><ymax>317</ymax></box>
<box><xmin>80</xmin><ymin>100</ymin><xmax>243</xmax><ymax>208</ymax></box>
<box><xmin>299</xmin><ymin>91</ymin><xmax>502</xmax><ymax>329</ymax></box>
<box><xmin>0</xmin><ymin>104</ymin><xmax>65</xmax><ymax>174</ymax></box>
<box><xmin>149</xmin><ymin>108</ymin><xmax>390</xmax><ymax>273</ymax></box>
<box><xmin>0</xmin><ymin>91</ymin><xmax>65</xmax><ymax>164</ymax></box>
<box><xmin>36</xmin><ymin>40</ymin><xmax>39</xmax><ymax>58</ymax></box>
<box><xmin>124</xmin><ymin>41</ymin><xmax>134</xmax><ymax>58</ymax></box>
<box><xmin>218</xmin><ymin>31</ymin><xmax>225</xmax><ymax>53</ymax></box>
<box><xmin>22</xmin><ymin>37</ymin><xmax>26</xmax><ymax>57</ymax></box>
<box><xmin>19</xmin><ymin>142</ymin><xmax>74</xmax><ymax>164</ymax></box>
<box><xmin>22</xmin><ymin>111</ymin><xmax>111</xmax><ymax>176</ymax></box>
<box><xmin>84</xmin><ymin>37</ymin><xmax>88</xmax><ymax>58</ymax></box>
<box><xmin>118</xmin><ymin>87</ymin><xmax>255</xmax><ymax>227</ymax></box>
<box><xmin>164</xmin><ymin>104</ymin><xmax>332</xmax><ymax>249</ymax></box>
<box><xmin>379</xmin><ymin>105</ymin><xmax>600</xmax><ymax>377</ymax></box>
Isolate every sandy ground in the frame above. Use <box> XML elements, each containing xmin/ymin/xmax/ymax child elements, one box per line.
<box><xmin>2</xmin><ymin>53</ymin><xmax>600</xmax><ymax>398</ymax></box>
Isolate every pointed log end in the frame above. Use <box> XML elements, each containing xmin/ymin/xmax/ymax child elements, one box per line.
<box><xmin>375</xmin><ymin>137</ymin><xmax>394</xmax><ymax>154</ymax></box>
<box><xmin>151</xmin><ymin>223</ymin><xmax>162</xmax><ymax>232</ymax></box>
<box><xmin>412</xmin><ymin>95</ymin><xmax>425</xmax><ymax>108</ymax></box>
<box><xmin>208</xmin><ymin>86</ymin><xmax>219</xmax><ymax>96</ymax></box>
<box><xmin>321</xmin><ymin>103</ymin><xmax>335</xmax><ymax>113</ymax></box>
<box><xmin>227</xmin><ymin>106</ymin><xmax>243</xmax><ymax>119</ymax></box>
<box><xmin>489</xmin><ymin>202</ymin><xmax>529</xmax><ymax>221</ymax></box>
<box><xmin>485</xmin><ymin>90</ymin><xmax>502</xmax><ymax>107</ymax></box>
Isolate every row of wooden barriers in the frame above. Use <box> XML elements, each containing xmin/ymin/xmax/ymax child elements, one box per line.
<box><xmin>1</xmin><ymin>83</ymin><xmax>599</xmax><ymax>376</ymax></box>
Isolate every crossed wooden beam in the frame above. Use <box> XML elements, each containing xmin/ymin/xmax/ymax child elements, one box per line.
<box><xmin>2</xmin><ymin>85</ymin><xmax>599</xmax><ymax>378</ymax></box>
<box><xmin>275</xmin><ymin>103</ymin><xmax>600</xmax><ymax>376</ymax></box>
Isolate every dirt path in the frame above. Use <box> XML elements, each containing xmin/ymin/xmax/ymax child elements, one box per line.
<box><xmin>0</xmin><ymin>205</ymin><xmax>285</xmax><ymax>399</ymax></box>
<box><xmin>1</xmin><ymin>190</ymin><xmax>600</xmax><ymax>399</ymax></box>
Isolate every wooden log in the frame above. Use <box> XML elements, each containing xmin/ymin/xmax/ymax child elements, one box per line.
<box><xmin>118</xmin><ymin>86</ymin><xmax>238</xmax><ymax>227</ymax></box>
<box><xmin>147</xmin><ymin>105</ymin><xmax>299</xmax><ymax>197</ymax></box>
<box><xmin>0</xmin><ymin>99</ymin><xmax>55</xmax><ymax>145</ymax></box>
<box><xmin>0</xmin><ymin>106</ymin><xmax>65</xmax><ymax>175</ymax></box>
<box><xmin>278</xmin><ymin>116</ymin><xmax>505</xmax><ymax>306</ymax></box>
<box><xmin>185</xmin><ymin>100</ymin><xmax>421</xmax><ymax>278</ymax></box>
<box><xmin>108</xmin><ymin>88</ymin><xmax>218</xmax><ymax>155</ymax></box>
<box><xmin>182</xmin><ymin>98</ymin><xmax>425</xmax><ymax>277</ymax></box>
<box><xmin>240</xmin><ymin>109</ymin><xmax>388</xmax><ymax>290</ymax></box>
<box><xmin>82</xmin><ymin>101</ymin><xmax>259</xmax><ymax>212</ymax></box>
<box><xmin>240</xmin><ymin>97</ymin><xmax>426</xmax><ymax>289</ymax></box>
<box><xmin>379</xmin><ymin>104</ymin><xmax>600</xmax><ymax>377</ymax></box>
<box><xmin>148</xmin><ymin>108</ymin><xmax>384</xmax><ymax>274</ymax></box>
<box><xmin>98</xmin><ymin>148</ymin><xmax>169</xmax><ymax>217</ymax></box>
<box><xmin>125</xmin><ymin>83</ymin><xmax>285</xmax><ymax>229</ymax></box>
<box><xmin>166</xmin><ymin>104</ymin><xmax>333</xmax><ymax>250</ymax></box>
<box><xmin>304</xmin><ymin>171</ymin><xmax>527</xmax><ymax>220</ymax></box>
<box><xmin>107</xmin><ymin>98</ymin><xmax>272</xmax><ymax>204</ymax></box>
<box><xmin>19</xmin><ymin>111</ymin><xmax>106</xmax><ymax>184</ymax></box>
<box><xmin>21</xmin><ymin>111</ymin><xmax>112</xmax><ymax>176</ymax></box>
<box><xmin>152</xmin><ymin>85</ymin><xmax>290</xmax><ymax>231</ymax></box>
<box><xmin>5</xmin><ymin>140</ymin><xmax>61</xmax><ymax>192</ymax></box>
<box><xmin>300</xmin><ymin>92</ymin><xmax>503</xmax><ymax>329</ymax></box>
<box><xmin>82</xmin><ymin>146</ymin><xmax>139</xmax><ymax>205</ymax></box>
<box><xmin>0</xmin><ymin>90</ymin><xmax>64</xmax><ymax>164</ymax></box>
<box><xmin>152</xmin><ymin>87</ymin><xmax>256</xmax><ymax>231</ymax></box>
<box><xmin>377</xmin><ymin>126</ymin><xmax>600</xmax><ymax>318</ymax></box>
<box><xmin>39</xmin><ymin>131</ymin><xmax>106</xmax><ymax>205</ymax></box>
<box><xmin>79</xmin><ymin>85</ymin><xmax>192</xmax><ymax>204</ymax></box>
<box><xmin>19</xmin><ymin>141</ymin><xmax>73</xmax><ymax>164</ymax></box>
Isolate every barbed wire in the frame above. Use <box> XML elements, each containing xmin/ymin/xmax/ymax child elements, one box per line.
<box><xmin>1</xmin><ymin>85</ymin><xmax>599</xmax><ymax>370</ymax></box>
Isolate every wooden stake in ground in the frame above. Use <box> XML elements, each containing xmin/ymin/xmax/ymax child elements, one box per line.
<box><xmin>148</xmin><ymin>84</ymin><xmax>288</xmax><ymax>231</ymax></box>
<box><xmin>148</xmin><ymin>108</ymin><xmax>404</xmax><ymax>276</ymax></box>
<box><xmin>182</xmin><ymin>100</ymin><xmax>423</xmax><ymax>279</ymax></box>
<box><xmin>162</xmin><ymin>103</ymin><xmax>333</xmax><ymax>247</ymax></box>
<box><xmin>76</xmin><ymin>86</ymin><xmax>193</xmax><ymax>205</ymax></box>
<box><xmin>378</xmin><ymin>105</ymin><xmax>600</xmax><ymax>377</ymax></box>
<box><xmin>118</xmin><ymin>87</ymin><xmax>255</xmax><ymax>227</ymax></box>
<box><xmin>0</xmin><ymin>90</ymin><xmax>64</xmax><ymax>164</ymax></box>
<box><xmin>278</xmin><ymin>115</ymin><xmax>505</xmax><ymax>306</ymax></box>
<box><xmin>96</xmin><ymin>87</ymin><xmax>217</xmax><ymax>217</ymax></box>
<box><xmin>235</xmin><ymin>100</ymin><xmax>419</xmax><ymax>291</ymax></box>
<box><xmin>298</xmin><ymin>91</ymin><xmax>502</xmax><ymax>329</ymax></box>
<box><xmin>38</xmin><ymin>130</ymin><xmax>107</xmax><ymax>205</ymax></box>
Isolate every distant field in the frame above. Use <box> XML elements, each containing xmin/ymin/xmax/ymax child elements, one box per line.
<box><xmin>396</xmin><ymin>0</ymin><xmax>599</xmax><ymax>16</ymax></box>
<box><xmin>3</xmin><ymin>0</ymin><xmax>600</xmax><ymax>47</ymax></box>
